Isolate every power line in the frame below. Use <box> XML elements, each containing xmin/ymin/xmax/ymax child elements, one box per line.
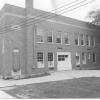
<box><xmin>0</xmin><ymin>0</ymin><xmax>80</xmax><ymax>31</ymax></box>
<box><xmin>0</xmin><ymin>0</ymin><xmax>89</xmax><ymax>33</ymax></box>
<box><xmin>1</xmin><ymin>0</ymin><xmax>96</xmax><ymax>46</ymax></box>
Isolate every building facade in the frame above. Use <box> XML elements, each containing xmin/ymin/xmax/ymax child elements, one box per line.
<box><xmin>0</xmin><ymin>0</ymin><xmax>100</xmax><ymax>78</ymax></box>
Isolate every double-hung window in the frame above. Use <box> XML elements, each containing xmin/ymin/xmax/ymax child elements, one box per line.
<box><xmin>48</xmin><ymin>52</ymin><xmax>54</xmax><ymax>69</ymax></box>
<box><xmin>56</xmin><ymin>31</ymin><xmax>61</xmax><ymax>44</ymax></box>
<box><xmin>76</xmin><ymin>53</ymin><xmax>80</xmax><ymax>66</ymax></box>
<box><xmin>75</xmin><ymin>33</ymin><xmax>79</xmax><ymax>46</ymax></box>
<box><xmin>37</xmin><ymin>52</ymin><xmax>44</xmax><ymax>68</ymax></box>
<box><xmin>86</xmin><ymin>35</ymin><xmax>90</xmax><ymax>46</ymax></box>
<box><xmin>47</xmin><ymin>31</ymin><xmax>53</xmax><ymax>43</ymax></box>
<box><xmin>91</xmin><ymin>36</ymin><xmax>95</xmax><ymax>47</ymax></box>
<box><xmin>82</xmin><ymin>52</ymin><xmax>86</xmax><ymax>64</ymax></box>
<box><xmin>80</xmin><ymin>34</ymin><xmax>85</xmax><ymax>46</ymax></box>
<box><xmin>93</xmin><ymin>52</ymin><xmax>96</xmax><ymax>63</ymax></box>
<box><xmin>64</xmin><ymin>33</ymin><xmax>70</xmax><ymax>45</ymax></box>
<box><xmin>36</xmin><ymin>28</ymin><xmax>44</xmax><ymax>43</ymax></box>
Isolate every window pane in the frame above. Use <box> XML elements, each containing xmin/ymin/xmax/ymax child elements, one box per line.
<box><xmin>93</xmin><ymin>52</ymin><xmax>96</xmax><ymax>63</ymax></box>
<box><xmin>82</xmin><ymin>52</ymin><xmax>86</xmax><ymax>64</ymax></box>
<box><xmin>36</xmin><ymin>28</ymin><xmax>44</xmax><ymax>43</ymax></box>
<box><xmin>75</xmin><ymin>33</ymin><xmax>79</xmax><ymax>45</ymax></box>
<box><xmin>87</xmin><ymin>52</ymin><xmax>91</xmax><ymax>60</ymax></box>
<box><xmin>48</xmin><ymin>52</ymin><xmax>53</xmax><ymax>61</ymax></box>
<box><xmin>47</xmin><ymin>36</ymin><xmax>52</xmax><ymax>43</ymax></box>
<box><xmin>37</xmin><ymin>52</ymin><xmax>43</xmax><ymax>62</ymax></box>
<box><xmin>56</xmin><ymin>31</ymin><xmax>61</xmax><ymax>43</ymax></box>
<box><xmin>76</xmin><ymin>53</ymin><xmax>80</xmax><ymax>65</ymax></box>
<box><xmin>47</xmin><ymin>31</ymin><xmax>53</xmax><ymax>43</ymax></box>
<box><xmin>80</xmin><ymin>34</ymin><xmax>84</xmax><ymax>45</ymax></box>
<box><xmin>86</xmin><ymin>35</ymin><xmax>89</xmax><ymax>45</ymax></box>
<box><xmin>56</xmin><ymin>38</ymin><xmax>61</xmax><ymax>43</ymax></box>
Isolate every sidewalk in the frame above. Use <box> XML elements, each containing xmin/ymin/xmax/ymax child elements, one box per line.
<box><xmin>0</xmin><ymin>70</ymin><xmax>100</xmax><ymax>88</ymax></box>
<box><xmin>0</xmin><ymin>91</ymin><xmax>15</xmax><ymax>99</ymax></box>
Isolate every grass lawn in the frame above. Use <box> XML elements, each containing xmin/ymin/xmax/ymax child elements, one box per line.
<box><xmin>4</xmin><ymin>77</ymin><xmax>100</xmax><ymax>98</ymax></box>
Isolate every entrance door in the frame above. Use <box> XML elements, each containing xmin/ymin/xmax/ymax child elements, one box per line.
<box><xmin>12</xmin><ymin>49</ymin><xmax>21</xmax><ymax>77</ymax></box>
<box><xmin>57</xmin><ymin>52</ymin><xmax>72</xmax><ymax>71</ymax></box>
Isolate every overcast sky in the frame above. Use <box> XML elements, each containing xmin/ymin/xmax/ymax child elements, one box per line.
<box><xmin>0</xmin><ymin>0</ymin><xmax>100</xmax><ymax>21</ymax></box>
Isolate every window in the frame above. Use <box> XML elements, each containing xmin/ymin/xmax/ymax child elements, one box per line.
<box><xmin>91</xmin><ymin>36</ymin><xmax>95</xmax><ymax>46</ymax></box>
<box><xmin>56</xmin><ymin>31</ymin><xmax>61</xmax><ymax>44</ymax></box>
<box><xmin>47</xmin><ymin>32</ymin><xmax>53</xmax><ymax>43</ymax></box>
<box><xmin>93</xmin><ymin>52</ymin><xmax>96</xmax><ymax>63</ymax></box>
<box><xmin>86</xmin><ymin>35</ymin><xmax>89</xmax><ymax>46</ymax></box>
<box><xmin>48</xmin><ymin>52</ymin><xmax>54</xmax><ymax>70</ymax></box>
<box><xmin>87</xmin><ymin>52</ymin><xmax>91</xmax><ymax>60</ymax></box>
<box><xmin>86</xmin><ymin>35</ymin><xmax>90</xmax><ymax>46</ymax></box>
<box><xmin>82</xmin><ymin>52</ymin><xmax>86</xmax><ymax>64</ymax></box>
<box><xmin>76</xmin><ymin>53</ymin><xmax>80</xmax><ymax>66</ymax></box>
<box><xmin>37</xmin><ymin>52</ymin><xmax>44</xmax><ymax>68</ymax></box>
<box><xmin>80</xmin><ymin>34</ymin><xmax>85</xmax><ymax>46</ymax></box>
<box><xmin>36</xmin><ymin>28</ymin><xmax>44</xmax><ymax>43</ymax></box>
<box><xmin>75</xmin><ymin>33</ymin><xmax>79</xmax><ymax>46</ymax></box>
<box><xmin>48</xmin><ymin>52</ymin><xmax>53</xmax><ymax>61</ymax></box>
<box><xmin>64</xmin><ymin>33</ymin><xmax>70</xmax><ymax>45</ymax></box>
<box><xmin>37</xmin><ymin>52</ymin><xmax>43</xmax><ymax>62</ymax></box>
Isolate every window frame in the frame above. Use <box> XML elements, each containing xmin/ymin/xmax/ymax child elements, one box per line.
<box><xmin>56</xmin><ymin>31</ymin><xmax>62</xmax><ymax>44</ymax></box>
<box><xmin>76</xmin><ymin>53</ymin><xmax>80</xmax><ymax>66</ymax></box>
<box><xmin>74</xmin><ymin>33</ymin><xmax>79</xmax><ymax>46</ymax></box>
<box><xmin>36</xmin><ymin>28</ymin><xmax>44</xmax><ymax>43</ymax></box>
<box><xmin>80</xmin><ymin>34</ymin><xmax>85</xmax><ymax>46</ymax></box>
<box><xmin>82</xmin><ymin>52</ymin><xmax>86</xmax><ymax>64</ymax></box>
<box><xmin>64</xmin><ymin>33</ymin><xmax>70</xmax><ymax>45</ymax></box>
<box><xmin>93</xmin><ymin>52</ymin><xmax>96</xmax><ymax>63</ymax></box>
<box><xmin>47</xmin><ymin>31</ymin><xmax>53</xmax><ymax>44</ymax></box>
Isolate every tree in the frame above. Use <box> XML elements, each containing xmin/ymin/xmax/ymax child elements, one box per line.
<box><xmin>87</xmin><ymin>9</ymin><xmax>100</xmax><ymax>25</ymax></box>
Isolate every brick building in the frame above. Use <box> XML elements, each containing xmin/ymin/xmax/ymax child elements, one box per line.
<box><xmin>0</xmin><ymin>0</ymin><xmax>100</xmax><ymax>78</ymax></box>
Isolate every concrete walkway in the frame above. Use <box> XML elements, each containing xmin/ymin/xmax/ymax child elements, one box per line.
<box><xmin>0</xmin><ymin>91</ymin><xmax>16</xmax><ymax>99</ymax></box>
<box><xmin>0</xmin><ymin>70</ymin><xmax>100</xmax><ymax>88</ymax></box>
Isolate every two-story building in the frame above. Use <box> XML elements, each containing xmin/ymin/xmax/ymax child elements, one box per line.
<box><xmin>0</xmin><ymin>0</ymin><xmax>100</xmax><ymax>78</ymax></box>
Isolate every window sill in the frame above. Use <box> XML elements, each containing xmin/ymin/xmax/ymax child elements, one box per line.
<box><xmin>36</xmin><ymin>42</ymin><xmax>44</xmax><ymax>44</ymax></box>
<box><xmin>65</xmin><ymin>44</ymin><xmax>70</xmax><ymax>45</ymax></box>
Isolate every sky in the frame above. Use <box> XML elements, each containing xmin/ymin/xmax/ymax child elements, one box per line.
<box><xmin>0</xmin><ymin>0</ymin><xmax>100</xmax><ymax>21</ymax></box>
